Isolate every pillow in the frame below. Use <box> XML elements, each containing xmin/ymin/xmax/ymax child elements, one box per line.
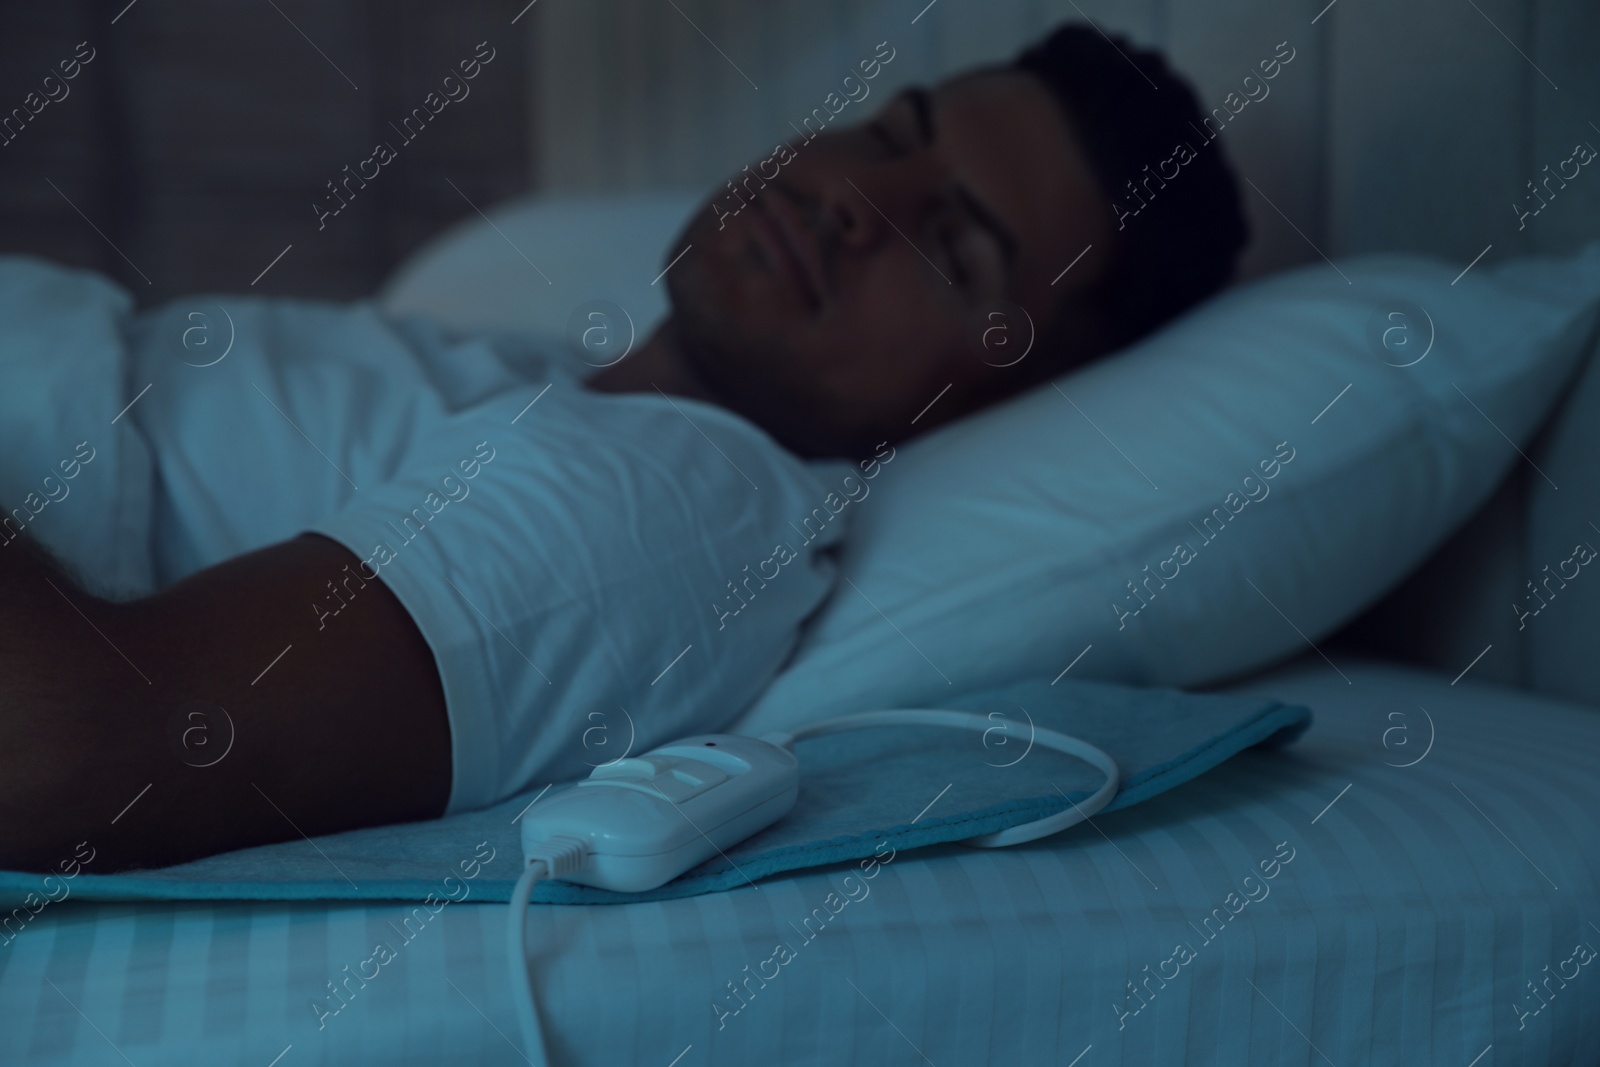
<box><xmin>378</xmin><ymin>196</ymin><xmax>1600</xmax><ymax>729</ymax></box>
<box><xmin>733</xmin><ymin>244</ymin><xmax>1600</xmax><ymax>734</ymax></box>
<box><xmin>1523</xmin><ymin>315</ymin><xmax>1600</xmax><ymax>707</ymax></box>
<box><xmin>379</xmin><ymin>189</ymin><xmax>700</xmax><ymax>344</ymax></box>
<box><xmin>1325</xmin><ymin>464</ymin><xmax>1535</xmax><ymax>689</ymax></box>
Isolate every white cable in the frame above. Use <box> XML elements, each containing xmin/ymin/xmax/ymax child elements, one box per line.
<box><xmin>507</xmin><ymin>836</ymin><xmax>589</xmax><ymax>1067</ymax></box>
<box><xmin>506</xmin><ymin>711</ymin><xmax>1118</xmax><ymax>1061</ymax></box>
<box><xmin>507</xmin><ymin>861</ymin><xmax>550</xmax><ymax>1067</ymax></box>
<box><xmin>764</xmin><ymin>708</ymin><xmax>1120</xmax><ymax>847</ymax></box>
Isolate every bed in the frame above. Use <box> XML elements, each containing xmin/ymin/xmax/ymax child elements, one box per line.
<box><xmin>7</xmin><ymin>1</ymin><xmax>1600</xmax><ymax>1060</ymax></box>
<box><xmin>7</xmin><ymin>192</ymin><xmax>1600</xmax><ymax>1067</ymax></box>
<box><xmin>5</xmin><ymin>656</ymin><xmax>1598</xmax><ymax>1065</ymax></box>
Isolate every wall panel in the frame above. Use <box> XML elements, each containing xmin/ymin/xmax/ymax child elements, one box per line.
<box><xmin>0</xmin><ymin>0</ymin><xmax>532</xmax><ymax>305</ymax></box>
<box><xmin>1325</xmin><ymin>0</ymin><xmax>1532</xmax><ymax>264</ymax></box>
<box><xmin>1166</xmin><ymin>0</ymin><xmax>1327</xmax><ymax>277</ymax></box>
<box><xmin>527</xmin><ymin>0</ymin><xmax>1599</xmax><ymax>271</ymax></box>
<box><xmin>1529</xmin><ymin>0</ymin><xmax>1600</xmax><ymax>258</ymax></box>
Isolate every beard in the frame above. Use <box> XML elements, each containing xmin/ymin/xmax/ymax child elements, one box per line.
<box><xmin>663</xmin><ymin>205</ymin><xmax>843</xmax><ymax>459</ymax></box>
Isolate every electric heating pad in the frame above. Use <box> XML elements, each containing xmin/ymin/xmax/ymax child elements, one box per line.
<box><xmin>0</xmin><ymin>676</ymin><xmax>1309</xmax><ymax>908</ymax></box>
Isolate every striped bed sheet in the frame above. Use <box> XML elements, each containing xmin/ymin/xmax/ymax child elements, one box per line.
<box><xmin>2</xmin><ymin>656</ymin><xmax>1597</xmax><ymax>1066</ymax></box>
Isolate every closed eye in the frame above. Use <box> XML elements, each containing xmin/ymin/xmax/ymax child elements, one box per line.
<box><xmin>936</xmin><ymin>211</ymin><xmax>1009</xmax><ymax>299</ymax></box>
<box><xmin>940</xmin><ymin>228</ymin><xmax>970</xmax><ymax>289</ymax></box>
<box><xmin>868</xmin><ymin>121</ymin><xmax>904</xmax><ymax>158</ymax></box>
<box><xmin>866</xmin><ymin>90</ymin><xmax>928</xmax><ymax>158</ymax></box>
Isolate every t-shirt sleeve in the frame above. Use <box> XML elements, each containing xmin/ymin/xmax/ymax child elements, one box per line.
<box><xmin>307</xmin><ymin>377</ymin><xmax>848</xmax><ymax>815</ymax></box>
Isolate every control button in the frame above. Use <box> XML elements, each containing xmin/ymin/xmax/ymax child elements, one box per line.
<box><xmin>654</xmin><ymin>744</ymin><xmax>752</xmax><ymax>774</ymax></box>
<box><xmin>576</xmin><ymin>779</ymin><xmax>653</xmax><ymax>800</ymax></box>
<box><xmin>670</xmin><ymin>762</ymin><xmax>728</xmax><ymax>790</ymax></box>
<box><xmin>645</xmin><ymin>773</ymin><xmax>700</xmax><ymax>803</ymax></box>
<box><xmin>576</xmin><ymin>774</ymin><xmax>696</xmax><ymax>803</ymax></box>
<box><xmin>588</xmin><ymin>756</ymin><xmax>671</xmax><ymax>781</ymax></box>
<box><xmin>574</xmin><ymin>760</ymin><xmax>729</xmax><ymax>804</ymax></box>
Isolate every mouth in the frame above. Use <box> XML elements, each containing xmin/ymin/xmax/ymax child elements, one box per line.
<box><xmin>749</xmin><ymin>191</ymin><xmax>824</xmax><ymax>313</ymax></box>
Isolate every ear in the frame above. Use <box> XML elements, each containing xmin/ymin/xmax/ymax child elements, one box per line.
<box><xmin>992</xmin><ymin>289</ymin><xmax>1113</xmax><ymax>400</ymax></box>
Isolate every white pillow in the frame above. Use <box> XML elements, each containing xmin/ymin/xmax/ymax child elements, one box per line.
<box><xmin>378</xmin><ymin>198</ymin><xmax>1600</xmax><ymax>732</ymax></box>
<box><xmin>379</xmin><ymin>190</ymin><xmax>699</xmax><ymax>346</ymax></box>
<box><xmin>733</xmin><ymin>245</ymin><xmax>1600</xmax><ymax>734</ymax></box>
<box><xmin>1524</xmin><ymin>317</ymin><xmax>1600</xmax><ymax>708</ymax></box>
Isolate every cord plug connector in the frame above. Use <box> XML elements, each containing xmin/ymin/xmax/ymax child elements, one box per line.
<box><xmin>523</xmin><ymin>834</ymin><xmax>589</xmax><ymax>880</ymax></box>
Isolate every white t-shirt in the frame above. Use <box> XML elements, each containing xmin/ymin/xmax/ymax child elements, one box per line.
<box><xmin>0</xmin><ymin>259</ymin><xmax>847</xmax><ymax>814</ymax></box>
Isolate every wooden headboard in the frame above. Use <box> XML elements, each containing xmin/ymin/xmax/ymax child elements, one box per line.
<box><xmin>525</xmin><ymin>0</ymin><xmax>1598</xmax><ymax>280</ymax></box>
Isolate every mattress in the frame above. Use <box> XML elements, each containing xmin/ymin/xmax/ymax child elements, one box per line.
<box><xmin>3</xmin><ymin>656</ymin><xmax>1597</xmax><ymax>1065</ymax></box>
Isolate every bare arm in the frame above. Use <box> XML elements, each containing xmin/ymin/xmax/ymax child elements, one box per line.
<box><xmin>0</xmin><ymin>531</ymin><xmax>451</xmax><ymax>873</ymax></box>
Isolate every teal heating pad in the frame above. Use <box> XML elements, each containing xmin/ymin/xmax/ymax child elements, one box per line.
<box><xmin>0</xmin><ymin>677</ymin><xmax>1310</xmax><ymax>907</ymax></box>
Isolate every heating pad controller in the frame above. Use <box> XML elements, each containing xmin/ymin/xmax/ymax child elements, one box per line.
<box><xmin>518</xmin><ymin>734</ymin><xmax>800</xmax><ymax>892</ymax></box>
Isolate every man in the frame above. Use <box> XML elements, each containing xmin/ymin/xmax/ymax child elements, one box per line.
<box><xmin>0</xmin><ymin>24</ymin><xmax>1246</xmax><ymax>872</ymax></box>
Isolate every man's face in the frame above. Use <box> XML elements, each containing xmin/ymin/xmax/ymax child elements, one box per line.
<box><xmin>664</xmin><ymin>69</ymin><xmax>1113</xmax><ymax>460</ymax></box>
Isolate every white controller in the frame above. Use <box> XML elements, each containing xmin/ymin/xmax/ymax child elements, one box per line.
<box><xmin>519</xmin><ymin>733</ymin><xmax>800</xmax><ymax>893</ymax></box>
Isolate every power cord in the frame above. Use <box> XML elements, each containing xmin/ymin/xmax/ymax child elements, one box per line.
<box><xmin>506</xmin><ymin>710</ymin><xmax>1119</xmax><ymax>1061</ymax></box>
<box><xmin>507</xmin><ymin>835</ymin><xmax>588</xmax><ymax>1067</ymax></box>
<box><xmin>762</xmin><ymin>707</ymin><xmax>1119</xmax><ymax>845</ymax></box>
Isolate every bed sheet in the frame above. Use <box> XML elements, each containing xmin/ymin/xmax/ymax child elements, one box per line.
<box><xmin>2</xmin><ymin>657</ymin><xmax>1596</xmax><ymax>1066</ymax></box>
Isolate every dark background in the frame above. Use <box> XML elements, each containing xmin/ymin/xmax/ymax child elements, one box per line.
<box><xmin>0</xmin><ymin>0</ymin><xmax>533</xmax><ymax>306</ymax></box>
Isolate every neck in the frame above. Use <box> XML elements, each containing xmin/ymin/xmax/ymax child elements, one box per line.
<box><xmin>582</xmin><ymin>317</ymin><xmax>719</xmax><ymax>404</ymax></box>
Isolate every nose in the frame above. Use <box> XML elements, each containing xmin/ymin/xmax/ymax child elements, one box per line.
<box><xmin>819</xmin><ymin>158</ymin><xmax>943</xmax><ymax>253</ymax></box>
<box><xmin>820</xmin><ymin>175</ymin><xmax>887</xmax><ymax>252</ymax></box>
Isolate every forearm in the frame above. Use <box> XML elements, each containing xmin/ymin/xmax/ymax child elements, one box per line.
<box><xmin>0</xmin><ymin>530</ymin><xmax>453</xmax><ymax>873</ymax></box>
<box><xmin>0</xmin><ymin>533</ymin><xmax>137</xmax><ymax>869</ymax></box>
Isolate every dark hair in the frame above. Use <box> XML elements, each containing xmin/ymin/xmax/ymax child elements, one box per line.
<box><xmin>1013</xmin><ymin>23</ymin><xmax>1250</xmax><ymax>356</ymax></box>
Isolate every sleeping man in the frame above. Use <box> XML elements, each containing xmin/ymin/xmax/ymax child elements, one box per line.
<box><xmin>0</xmin><ymin>23</ymin><xmax>1247</xmax><ymax>872</ymax></box>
